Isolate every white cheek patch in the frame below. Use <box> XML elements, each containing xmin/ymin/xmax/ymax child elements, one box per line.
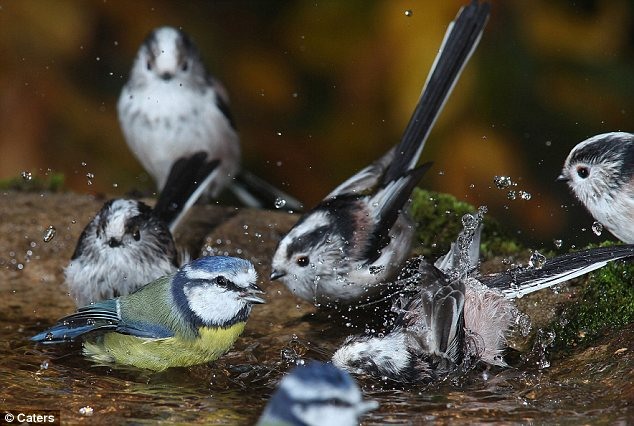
<box><xmin>183</xmin><ymin>284</ymin><xmax>243</xmax><ymax>325</ymax></box>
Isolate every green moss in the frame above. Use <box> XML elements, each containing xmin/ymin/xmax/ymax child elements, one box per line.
<box><xmin>548</xmin><ymin>256</ymin><xmax>634</xmax><ymax>352</ymax></box>
<box><xmin>408</xmin><ymin>188</ymin><xmax>522</xmax><ymax>259</ymax></box>
<box><xmin>0</xmin><ymin>173</ymin><xmax>65</xmax><ymax>192</ymax></box>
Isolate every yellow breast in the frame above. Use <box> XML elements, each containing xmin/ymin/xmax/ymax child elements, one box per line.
<box><xmin>82</xmin><ymin>322</ymin><xmax>246</xmax><ymax>371</ymax></box>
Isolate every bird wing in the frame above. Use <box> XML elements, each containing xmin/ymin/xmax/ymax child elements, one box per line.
<box><xmin>393</xmin><ymin>257</ymin><xmax>466</xmax><ymax>363</ymax></box>
<box><xmin>153</xmin><ymin>152</ymin><xmax>221</xmax><ymax>232</ymax></box>
<box><xmin>362</xmin><ymin>164</ymin><xmax>432</xmax><ymax>263</ymax></box>
<box><xmin>31</xmin><ymin>300</ymin><xmax>121</xmax><ymax>344</ymax></box>
<box><xmin>383</xmin><ymin>0</ymin><xmax>490</xmax><ymax>184</ymax></box>
<box><xmin>482</xmin><ymin>245</ymin><xmax>634</xmax><ymax>299</ymax></box>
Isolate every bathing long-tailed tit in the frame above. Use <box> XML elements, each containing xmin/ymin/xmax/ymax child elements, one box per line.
<box><xmin>332</xmin><ymin>211</ymin><xmax>634</xmax><ymax>383</ymax></box>
<box><xmin>558</xmin><ymin>131</ymin><xmax>634</xmax><ymax>243</ymax></box>
<box><xmin>118</xmin><ymin>26</ymin><xmax>302</xmax><ymax>211</ymax></box>
<box><xmin>270</xmin><ymin>0</ymin><xmax>491</xmax><ymax>304</ymax></box>
<box><xmin>66</xmin><ymin>153</ymin><xmax>219</xmax><ymax>306</ymax></box>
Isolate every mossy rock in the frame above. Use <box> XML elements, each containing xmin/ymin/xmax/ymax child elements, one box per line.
<box><xmin>408</xmin><ymin>188</ymin><xmax>522</xmax><ymax>259</ymax></box>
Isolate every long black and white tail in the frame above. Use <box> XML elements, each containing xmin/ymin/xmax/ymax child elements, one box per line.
<box><xmin>383</xmin><ymin>0</ymin><xmax>490</xmax><ymax>184</ymax></box>
<box><xmin>482</xmin><ymin>245</ymin><xmax>634</xmax><ymax>299</ymax></box>
<box><xmin>153</xmin><ymin>151</ymin><xmax>220</xmax><ymax>232</ymax></box>
<box><xmin>229</xmin><ymin>169</ymin><xmax>303</xmax><ymax>212</ymax></box>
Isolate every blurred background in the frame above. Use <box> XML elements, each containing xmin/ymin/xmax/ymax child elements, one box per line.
<box><xmin>1</xmin><ymin>0</ymin><xmax>633</xmax><ymax>250</ymax></box>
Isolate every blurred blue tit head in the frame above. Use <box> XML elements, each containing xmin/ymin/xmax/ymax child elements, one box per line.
<box><xmin>258</xmin><ymin>361</ymin><xmax>377</xmax><ymax>426</ymax></box>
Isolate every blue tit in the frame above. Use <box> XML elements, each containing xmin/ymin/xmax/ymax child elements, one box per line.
<box><xmin>118</xmin><ymin>26</ymin><xmax>302</xmax><ymax>211</ymax></box>
<box><xmin>257</xmin><ymin>361</ymin><xmax>377</xmax><ymax>426</ymax></box>
<box><xmin>333</xmin><ymin>210</ymin><xmax>634</xmax><ymax>383</ymax></box>
<box><xmin>558</xmin><ymin>132</ymin><xmax>634</xmax><ymax>243</ymax></box>
<box><xmin>270</xmin><ymin>1</ymin><xmax>491</xmax><ymax>305</ymax></box>
<box><xmin>66</xmin><ymin>153</ymin><xmax>219</xmax><ymax>307</ymax></box>
<box><xmin>33</xmin><ymin>256</ymin><xmax>264</xmax><ymax>371</ymax></box>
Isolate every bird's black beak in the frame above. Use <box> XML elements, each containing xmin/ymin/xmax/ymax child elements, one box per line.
<box><xmin>241</xmin><ymin>283</ymin><xmax>265</xmax><ymax>304</ymax></box>
<box><xmin>270</xmin><ymin>269</ymin><xmax>286</xmax><ymax>281</ymax></box>
<box><xmin>556</xmin><ymin>174</ymin><xmax>569</xmax><ymax>182</ymax></box>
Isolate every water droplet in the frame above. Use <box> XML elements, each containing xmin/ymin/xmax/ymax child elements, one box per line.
<box><xmin>493</xmin><ymin>175</ymin><xmax>513</xmax><ymax>189</ymax></box>
<box><xmin>44</xmin><ymin>332</ymin><xmax>54</xmax><ymax>341</ymax></box>
<box><xmin>404</xmin><ymin>9</ymin><xmax>413</xmax><ymax>16</ymax></box>
<box><xmin>592</xmin><ymin>221</ymin><xmax>603</xmax><ymax>236</ymax></box>
<box><xmin>20</xmin><ymin>171</ymin><xmax>33</xmax><ymax>181</ymax></box>
<box><xmin>553</xmin><ymin>239</ymin><xmax>562</xmax><ymax>249</ymax></box>
<box><xmin>79</xmin><ymin>406</ymin><xmax>94</xmax><ymax>416</ymax></box>
<box><xmin>40</xmin><ymin>360</ymin><xmax>49</xmax><ymax>369</ymax></box>
<box><xmin>81</xmin><ymin>161</ymin><xmax>87</xmax><ymax>167</ymax></box>
<box><xmin>528</xmin><ymin>250</ymin><xmax>546</xmax><ymax>269</ymax></box>
<box><xmin>507</xmin><ymin>190</ymin><xmax>517</xmax><ymax>200</ymax></box>
<box><xmin>519</xmin><ymin>191</ymin><xmax>531</xmax><ymax>200</ymax></box>
<box><xmin>276</xmin><ymin>131</ymin><xmax>282</xmax><ymax>136</ymax></box>
<box><xmin>43</xmin><ymin>225</ymin><xmax>56</xmax><ymax>242</ymax></box>
<box><xmin>274</xmin><ymin>197</ymin><xmax>287</xmax><ymax>209</ymax></box>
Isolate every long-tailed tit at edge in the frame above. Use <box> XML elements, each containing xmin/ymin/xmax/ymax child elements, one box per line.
<box><xmin>558</xmin><ymin>132</ymin><xmax>634</xmax><ymax>243</ymax></box>
<box><xmin>332</xmin><ymin>210</ymin><xmax>634</xmax><ymax>383</ymax></box>
<box><xmin>66</xmin><ymin>153</ymin><xmax>219</xmax><ymax>307</ymax></box>
<box><xmin>118</xmin><ymin>26</ymin><xmax>302</xmax><ymax>212</ymax></box>
<box><xmin>270</xmin><ymin>1</ymin><xmax>491</xmax><ymax>305</ymax></box>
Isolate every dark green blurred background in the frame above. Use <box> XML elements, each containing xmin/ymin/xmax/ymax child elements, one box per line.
<box><xmin>1</xmin><ymin>0</ymin><xmax>633</xmax><ymax>249</ymax></box>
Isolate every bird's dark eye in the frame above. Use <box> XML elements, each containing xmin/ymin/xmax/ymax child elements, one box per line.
<box><xmin>296</xmin><ymin>256</ymin><xmax>309</xmax><ymax>267</ymax></box>
<box><xmin>216</xmin><ymin>276</ymin><xmax>227</xmax><ymax>286</ymax></box>
<box><xmin>576</xmin><ymin>166</ymin><xmax>590</xmax><ymax>179</ymax></box>
<box><xmin>181</xmin><ymin>61</ymin><xmax>188</xmax><ymax>72</ymax></box>
<box><xmin>132</xmin><ymin>229</ymin><xmax>141</xmax><ymax>241</ymax></box>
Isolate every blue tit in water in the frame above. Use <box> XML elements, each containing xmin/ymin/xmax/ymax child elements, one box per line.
<box><xmin>66</xmin><ymin>153</ymin><xmax>219</xmax><ymax>307</ymax></box>
<box><xmin>333</xmin><ymin>209</ymin><xmax>634</xmax><ymax>383</ymax></box>
<box><xmin>33</xmin><ymin>256</ymin><xmax>264</xmax><ymax>371</ymax></box>
<box><xmin>270</xmin><ymin>1</ymin><xmax>491</xmax><ymax>305</ymax></box>
<box><xmin>257</xmin><ymin>361</ymin><xmax>377</xmax><ymax>426</ymax></box>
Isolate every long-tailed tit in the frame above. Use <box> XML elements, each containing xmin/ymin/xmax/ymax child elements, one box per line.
<box><xmin>558</xmin><ymin>132</ymin><xmax>634</xmax><ymax>243</ymax></box>
<box><xmin>118</xmin><ymin>26</ymin><xmax>302</xmax><ymax>211</ymax></box>
<box><xmin>66</xmin><ymin>153</ymin><xmax>218</xmax><ymax>306</ymax></box>
<box><xmin>332</xmin><ymin>211</ymin><xmax>634</xmax><ymax>383</ymax></box>
<box><xmin>270</xmin><ymin>1</ymin><xmax>491</xmax><ymax>304</ymax></box>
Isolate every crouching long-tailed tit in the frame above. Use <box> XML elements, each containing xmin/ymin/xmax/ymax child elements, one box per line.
<box><xmin>332</xmin><ymin>210</ymin><xmax>634</xmax><ymax>383</ymax></box>
<box><xmin>256</xmin><ymin>361</ymin><xmax>377</xmax><ymax>426</ymax></box>
<box><xmin>118</xmin><ymin>26</ymin><xmax>302</xmax><ymax>211</ymax></box>
<box><xmin>558</xmin><ymin>132</ymin><xmax>634</xmax><ymax>243</ymax></box>
<box><xmin>270</xmin><ymin>1</ymin><xmax>491</xmax><ymax>305</ymax></box>
<box><xmin>66</xmin><ymin>153</ymin><xmax>219</xmax><ymax>306</ymax></box>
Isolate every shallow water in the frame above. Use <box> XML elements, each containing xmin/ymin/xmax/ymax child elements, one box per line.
<box><xmin>1</xmin><ymin>192</ymin><xmax>634</xmax><ymax>424</ymax></box>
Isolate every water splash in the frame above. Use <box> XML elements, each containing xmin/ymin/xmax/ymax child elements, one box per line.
<box><xmin>274</xmin><ymin>197</ymin><xmax>287</xmax><ymax>209</ymax></box>
<box><xmin>79</xmin><ymin>406</ymin><xmax>94</xmax><ymax>416</ymax></box>
<box><xmin>591</xmin><ymin>221</ymin><xmax>603</xmax><ymax>236</ymax></box>
<box><xmin>493</xmin><ymin>175</ymin><xmax>513</xmax><ymax>189</ymax></box>
<box><xmin>528</xmin><ymin>251</ymin><xmax>546</xmax><ymax>269</ymax></box>
<box><xmin>42</xmin><ymin>225</ymin><xmax>56</xmax><ymax>242</ymax></box>
<box><xmin>553</xmin><ymin>239</ymin><xmax>563</xmax><ymax>249</ymax></box>
<box><xmin>404</xmin><ymin>9</ymin><xmax>413</xmax><ymax>17</ymax></box>
<box><xmin>20</xmin><ymin>171</ymin><xmax>32</xmax><ymax>181</ymax></box>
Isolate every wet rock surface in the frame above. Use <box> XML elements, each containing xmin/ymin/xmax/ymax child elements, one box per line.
<box><xmin>1</xmin><ymin>191</ymin><xmax>633</xmax><ymax>424</ymax></box>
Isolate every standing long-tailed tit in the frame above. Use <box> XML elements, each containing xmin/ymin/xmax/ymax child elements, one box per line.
<box><xmin>558</xmin><ymin>132</ymin><xmax>634</xmax><ymax>243</ymax></box>
<box><xmin>256</xmin><ymin>361</ymin><xmax>377</xmax><ymax>426</ymax></box>
<box><xmin>118</xmin><ymin>26</ymin><xmax>302</xmax><ymax>211</ymax></box>
<box><xmin>66</xmin><ymin>153</ymin><xmax>219</xmax><ymax>307</ymax></box>
<box><xmin>332</xmin><ymin>211</ymin><xmax>634</xmax><ymax>383</ymax></box>
<box><xmin>270</xmin><ymin>1</ymin><xmax>491</xmax><ymax>305</ymax></box>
